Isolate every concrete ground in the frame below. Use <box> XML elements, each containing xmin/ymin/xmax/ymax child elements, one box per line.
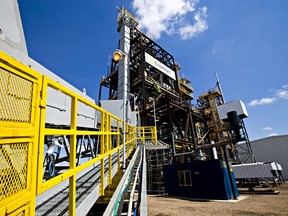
<box><xmin>147</xmin><ymin>183</ymin><xmax>288</xmax><ymax>216</ymax></box>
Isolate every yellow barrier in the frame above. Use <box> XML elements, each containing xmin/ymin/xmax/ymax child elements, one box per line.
<box><xmin>136</xmin><ymin>126</ymin><xmax>157</xmax><ymax>144</ymax></box>
<box><xmin>36</xmin><ymin>76</ymin><xmax>138</xmax><ymax>215</ymax></box>
<box><xmin>0</xmin><ymin>51</ymin><xmax>156</xmax><ymax>215</ymax></box>
<box><xmin>0</xmin><ymin>51</ymin><xmax>131</xmax><ymax>216</ymax></box>
<box><xmin>0</xmin><ymin>51</ymin><xmax>42</xmax><ymax>215</ymax></box>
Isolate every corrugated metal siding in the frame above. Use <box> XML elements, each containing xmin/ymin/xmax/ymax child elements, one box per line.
<box><xmin>238</xmin><ymin>135</ymin><xmax>288</xmax><ymax>180</ymax></box>
<box><xmin>232</xmin><ymin>163</ymin><xmax>279</xmax><ymax>179</ymax></box>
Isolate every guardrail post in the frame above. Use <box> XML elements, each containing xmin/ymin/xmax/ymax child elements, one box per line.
<box><xmin>142</xmin><ymin>128</ymin><xmax>145</xmax><ymax>144</ymax></box>
<box><xmin>154</xmin><ymin>126</ymin><xmax>157</xmax><ymax>144</ymax></box>
<box><xmin>100</xmin><ymin>111</ymin><xmax>105</xmax><ymax>196</ymax></box>
<box><xmin>117</xmin><ymin>121</ymin><xmax>121</xmax><ymax>169</ymax></box>
<box><xmin>107</xmin><ymin>114</ymin><xmax>112</xmax><ymax>185</ymax></box>
<box><xmin>69</xmin><ymin>97</ymin><xmax>77</xmax><ymax>216</ymax></box>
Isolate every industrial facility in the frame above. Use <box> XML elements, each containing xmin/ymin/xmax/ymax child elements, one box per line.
<box><xmin>0</xmin><ymin>1</ymin><xmax>286</xmax><ymax>216</ymax></box>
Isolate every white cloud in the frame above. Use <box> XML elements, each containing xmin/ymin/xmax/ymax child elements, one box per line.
<box><xmin>263</xmin><ymin>127</ymin><xmax>273</xmax><ymax>131</ymax></box>
<box><xmin>268</xmin><ymin>133</ymin><xmax>279</xmax><ymax>137</ymax></box>
<box><xmin>271</xmin><ymin>84</ymin><xmax>288</xmax><ymax>100</ymax></box>
<box><xmin>132</xmin><ymin>0</ymin><xmax>208</xmax><ymax>40</ymax></box>
<box><xmin>247</xmin><ymin>97</ymin><xmax>276</xmax><ymax>107</ymax></box>
<box><xmin>249</xmin><ymin>84</ymin><xmax>288</xmax><ymax>107</ymax></box>
<box><xmin>276</xmin><ymin>85</ymin><xmax>288</xmax><ymax>100</ymax></box>
<box><xmin>179</xmin><ymin>7</ymin><xmax>208</xmax><ymax>40</ymax></box>
<box><xmin>277</xmin><ymin>90</ymin><xmax>288</xmax><ymax>99</ymax></box>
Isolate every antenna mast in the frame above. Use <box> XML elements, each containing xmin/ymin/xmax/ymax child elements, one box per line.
<box><xmin>215</xmin><ymin>73</ymin><xmax>225</xmax><ymax>102</ymax></box>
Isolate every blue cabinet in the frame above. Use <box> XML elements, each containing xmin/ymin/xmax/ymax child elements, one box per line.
<box><xmin>163</xmin><ymin>160</ymin><xmax>239</xmax><ymax>200</ymax></box>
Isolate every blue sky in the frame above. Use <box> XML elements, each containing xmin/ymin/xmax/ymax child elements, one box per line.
<box><xmin>18</xmin><ymin>0</ymin><xmax>288</xmax><ymax>141</ymax></box>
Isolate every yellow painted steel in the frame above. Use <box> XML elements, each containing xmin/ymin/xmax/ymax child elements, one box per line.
<box><xmin>0</xmin><ymin>50</ymin><xmax>156</xmax><ymax>215</ymax></box>
<box><xmin>100</xmin><ymin>111</ymin><xmax>105</xmax><ymax>196</ymax></box>
<box><xmin>117</xmin><ymin>121</ymin><xmax>121</xmax><ymax>169</ymax></box>
<box><xmin>0</xmin><ymin>51</ymin><xmax>42</xmax><ymax>216</ymax></box>
<box><xmin>68</xmin><ymin>97</ymin><xmax>77</xmax><ymax>216</ymax></box>
<box><xmin>136</xmin><ymin>126</ymin><xmax>157</xmax><ymax>144</ymax></box>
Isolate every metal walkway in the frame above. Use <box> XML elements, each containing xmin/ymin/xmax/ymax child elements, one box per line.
<box><xmin>36</xmin><ymin>146</ymin><xmax>148</xmax><ymax>216</ymax></box>
<box><xmin>36</xmin><ymin>152</ymin><xmax>121</xmax><ymax>216</ymax></box>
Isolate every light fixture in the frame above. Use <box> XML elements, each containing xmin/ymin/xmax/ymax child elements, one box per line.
<box><xmin>113</xmin><ymin>49</ymin><xmax>124</xmax><ymax>61</ymax></box>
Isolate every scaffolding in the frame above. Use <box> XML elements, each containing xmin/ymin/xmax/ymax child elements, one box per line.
<box><xmin>146</xmin><ymin>147</ymin><xmax>169</xmax><ymax>194</ymax></box>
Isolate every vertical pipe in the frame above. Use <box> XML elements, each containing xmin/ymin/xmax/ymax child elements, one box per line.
<box><xmin>171</xmin><ymin>132</ymin><xmax>176</xmax><ymax>155</ymax></box>
<box><xmin>167</xmin><ymin>94</ymin><xmax>174</xmax><ymax>150</ymax></box>
<box><xmin>152</xmin><ymin>99</ymin><xmax>156</xmax><ymax>128</ymax></box>
<box><xmin>211</xmin><ymin>141</ymin><xmax>218</xmax><ymax>159</ymax></box>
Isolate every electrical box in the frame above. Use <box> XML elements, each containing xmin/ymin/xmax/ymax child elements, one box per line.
<box><xmin>217</xmin><ymin>99</ymin><xmax>248</xmax><ymax>120</ymax></box>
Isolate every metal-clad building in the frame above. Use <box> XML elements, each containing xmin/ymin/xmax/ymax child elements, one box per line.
<box><xmin>239</xmin><ymin>135</ymin><xmax>288</xmax><ymax>180</ymax></box>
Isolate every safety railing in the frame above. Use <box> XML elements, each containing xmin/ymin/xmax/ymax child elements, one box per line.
<box><xmin>0</xmin><ymin>51</ymin><xmax>42</xmax><ymax>216</ymax></box>
<box><xmin>136</xmin><ymin>126</ymin><xmax>157</xmax><ymax>144</ymax></box>
<box><xmin>0</xmin><ymin>51</ymin><xmax>142</xmax><ymax>216</ymax></box>
<box><xmin>36</xmin><ymin>75</ymin><xmax>138</xmax><ymax>216</ymax></box>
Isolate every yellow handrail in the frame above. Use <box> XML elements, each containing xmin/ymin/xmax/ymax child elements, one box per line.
<box><xmin>136</xmin><ymin>126</ymin><xmax>157</xmax><ymax>144</ymax></box>
<box><xmin>0</xmin><ymin>51</ymin><xmax>155</xmax><ymax>216</ymax></box>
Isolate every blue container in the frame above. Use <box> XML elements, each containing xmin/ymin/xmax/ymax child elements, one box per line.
<box><xmin>163</xmin><ymin>160</ymin><xmax>239</xmax><ymax>200</ymax></box>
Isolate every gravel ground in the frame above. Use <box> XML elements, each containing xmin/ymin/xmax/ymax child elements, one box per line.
<box><xmin>147</xmin><ymin>183</ymin><xmax>288</xmax><ymax>216</ymax></box>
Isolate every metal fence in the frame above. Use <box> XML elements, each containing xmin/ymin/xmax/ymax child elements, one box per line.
<box><xmin>0</xmin><ymin>51</ymin><xmax>42</xmax><ymax>216</ymax></box>
<box><xmin>0</xmin><ymin>51</ymin><xmax>156</xmax><ymax>216</ymax></box>
<box><xmin>136</xmin><ymin>127</ymin><xmax>157</xmax><ymax>144</ymax></box>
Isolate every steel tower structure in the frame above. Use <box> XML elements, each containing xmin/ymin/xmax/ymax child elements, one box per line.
<box><xmin>100</xmin><ymin>8</ymin><xmax>200</xmax><ymax>158</ymax></box>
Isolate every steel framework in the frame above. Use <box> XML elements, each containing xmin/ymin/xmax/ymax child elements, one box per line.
<box><xmin>100</xmin><ymin>13</ymin><xmax>198</xmax><ymax>157</ymax></box>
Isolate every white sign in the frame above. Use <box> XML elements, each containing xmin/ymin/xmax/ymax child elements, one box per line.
<box><xmin>144</xmin><ymin>52</ymin><xmax>176</xmax><ymax>80</ymax></box>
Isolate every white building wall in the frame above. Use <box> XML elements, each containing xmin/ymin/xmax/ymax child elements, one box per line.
<box><xmin>239</xmin><ymin>135</ymin><xmax>288</xmax><ymax>180</ymax></box>
<box><xmin>0</xmin><ymin>0</ymin><xmax>27</xmax><ymax>53</ymax></box>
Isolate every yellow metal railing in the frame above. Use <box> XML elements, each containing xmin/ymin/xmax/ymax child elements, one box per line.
<box><xmin>0</xmin><ymin>51</ymin><xmax>42</xmax><ymax>216</ymax></box>
<box><xmin>136</xmin><ymin>126</ymin><xmax>157</xmax><ymax>144</ymax></box>
<box><xmin>0</xmin><ymin>51</ymin><xmax>148</xmax><ymax>216</ymax></box>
